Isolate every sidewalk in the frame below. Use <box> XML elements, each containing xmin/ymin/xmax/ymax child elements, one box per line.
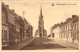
<box><xmin>2</xmin><ymin>37</ymin><xmax>36</xmax><ymax>50</ymax></box>
<box><xmin>50</xmin><ymin>38</ymin><xmax>79</xmax><ymax>49</ymax></box>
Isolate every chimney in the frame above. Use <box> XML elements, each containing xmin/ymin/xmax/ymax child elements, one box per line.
<box><xmin>72</xmin><ymin>15</ymin><xmax>76</xmax><ymax>18</ymax></box>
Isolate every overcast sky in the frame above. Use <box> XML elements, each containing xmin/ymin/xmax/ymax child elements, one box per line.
<box><xmin>3</xmin><ymin>1</ymin><xmax>79</xmax><ymax>36</ymax></box>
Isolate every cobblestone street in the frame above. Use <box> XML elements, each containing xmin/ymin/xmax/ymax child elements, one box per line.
<box><xmin>20</xmin><ymin>37</ymin><xmax>79</xmax><ymax>50</ymax></box>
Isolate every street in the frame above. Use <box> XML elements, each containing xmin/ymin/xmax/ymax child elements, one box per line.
<box><xmin>20</xmin><ymin>37</ymin><xmax>78</xmax><ymax>50</ymax></box>
<box><xmin>2</xmin><ymin>2</ymin><xmax>79</xmax><ymax>51</ymax></box>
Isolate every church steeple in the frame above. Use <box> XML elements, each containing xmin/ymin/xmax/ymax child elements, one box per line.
<box><xmin>39</xmin><ymin>6</ymin><xmax>43</xmax><ymax>21</ymax></box>
<box><xmin>40</xmin><ymin>6</ymin><xmax>43</xmax><ymax>17</ymax></box>
<box><xmin>35</xmin><ymin>4</ymin><xmax>47</xmax><ymax>37</ymax></box>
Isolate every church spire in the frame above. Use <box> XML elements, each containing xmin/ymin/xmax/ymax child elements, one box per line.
<box><xmin>40</xmin><ymin>6</ymin><xmax>43</xmax><ymax>17</ymax></box>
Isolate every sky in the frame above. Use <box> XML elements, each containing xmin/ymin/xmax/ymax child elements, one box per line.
<box><xmin>3</xmin><ymin>1</ymin><xmax>79</xmax><ymax>36</ymax></box>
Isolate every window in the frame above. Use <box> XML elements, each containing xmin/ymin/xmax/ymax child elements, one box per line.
<box><xmin>69</xmin><ymin>24</ymin><xmax>71</xmax><ymax>29</ymax></box>
<box><xmin>68</xmin><ymin>24</ymin><xmax>69</xmax><ymax>29</ymax></box>
<box><xmin>67</xmin><ymin>24</ymin><xmax>68</xmax><ymax>30</ymax></box>
<box><xmin>2</xmin><ymin>30</ymin><xmax>7</xmax><ymax>42</ymax></box>
<box><xmin>69</xmin><ymin>31</ymin><xmax>71</xmax><ymax>38</ymax></box>
<box><xmin>66</xmin><ymin>25</ymin><xmax>67</xmax><ymax>30</ymax></box>
<box><xmin>65</xmin><ymin>26</ymin><xmax>66</xmax><ymax>31</ymax></box>
<box><xmin>2</xmin><ymin>11</ymin><xmax>7</xmax><ymax>24</ymax></box>
<box><xmin>73</xmin><ymin>25</ymin><xmax>75</xmax><ymax>30</ymax></box>
<box><xmin>75</xmin><ymin>24</ymin><xmax>78</xmax><ymax>29</ymax></box>
<box><xmin>8</xmin><ymin>13</ymin><xmax>15</xmax><ymax>25</ymax></box>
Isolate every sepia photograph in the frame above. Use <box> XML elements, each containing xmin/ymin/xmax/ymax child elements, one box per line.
<box><xmin>1</xmin><ymin>0</ymin><xmax>79</xmax><ymax>51</ymax></box>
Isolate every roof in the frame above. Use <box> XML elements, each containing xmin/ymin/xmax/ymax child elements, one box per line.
<box><xmin>51</xmin><ymin>23</ymin><xmax>60</xmax><ymax>30</ymax></box>
<box><xmin>51</xmin><ymin>15</ymin><xmax>79</xmax><ymax>30</ymax></box>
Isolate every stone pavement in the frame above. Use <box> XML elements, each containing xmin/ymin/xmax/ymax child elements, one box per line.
<box><xmin>49</xmin><ymin>38</ymin><xmax>79</xmax><ymax>49</ymax></box>
<box><xmin>2</xmin><ymin>37</ymin><xmax>36</xmax><ymax>50</ymax></box>
<box><xmin>20</xmin><ymin>37</ymin><xmax>68</xmax><ymax>50</ymax></box>
<box><xmin>2</xmin><ymin>37</ymin><xmax>79</xmax><ymax>50</ymax></box>
<box><xmin>21</xmin><ymin>37</ymin><xmax>78</xmax><ymax>50</ymax></box>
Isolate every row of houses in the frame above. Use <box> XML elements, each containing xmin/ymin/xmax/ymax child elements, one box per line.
<box><xmin>50</xmin><ymin>15</ymin><xmax>79</xmax><ymax>44</ymax></box>
<box><xmin>2</xmin><ymin>2</ymin><xmax>33</xmax><ymax>47</ymax></box>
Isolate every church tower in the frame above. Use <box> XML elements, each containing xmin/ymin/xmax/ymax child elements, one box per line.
<box><xmin>38</xmin><ymin>7</ymin><xmax>44</xmax><ymax>37</ymax></box>
<box><xmin>35</xmin><ymin>6</ymin><xmax>47</xmax><ymax>37</ymax></box>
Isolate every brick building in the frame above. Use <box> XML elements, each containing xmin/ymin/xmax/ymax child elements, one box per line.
<box><xmin>24</xmin><ymin>18</ymin><xmax>29</xmax><ymax>40</ymax></box>
<box><xmin>2</xmin><ymin>2</ymin><xmax>16</xmax><ymax>44</ymax></box>
<box><xmin>27</xmin><ymin>24</ymin><xmax>33</xmax><ymax>39</ymax></box>
<box><xmin>15</xmin><ymin>13</ymin><xmax>20</xmax><ymax>42</ymax></box>
<box><xmin>8</xmin><ymin>9</ymin><xmax>16</xmax><ymax>44</ymax></box>
<box><xmin>19</xmin><ymin>16</ymin><xmax>24</xmax><ymax>41</ymax></box>
<box><xmin>2</xmin><ymin>2</ymin><xmax>9</xmax><ymax>46</ymax></box>
<box><xmin>2</xmin><ymin>2</ymin><xmax>33</xmax><ymax>46</ymax></box>
<box><xmin>51</xmin><ymin>15</ymin><xmax>79</xmax><ymax>43</ymax></box>
<box><xmin>71</xmin><ymin>15</ymin><xmax>79</xmax><ymax>43</ymax></box>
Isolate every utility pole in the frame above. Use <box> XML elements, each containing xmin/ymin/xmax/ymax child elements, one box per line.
<box><xmin>22</xmin><ymin>11</ymin><xmax>25</xmax><ymax>40</ymax></box>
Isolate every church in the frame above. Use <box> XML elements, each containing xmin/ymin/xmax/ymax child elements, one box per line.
<box><xmin>35</xmin><ymin>7</ymin><xmax>47</xmax><ymax>37</ymax></box>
